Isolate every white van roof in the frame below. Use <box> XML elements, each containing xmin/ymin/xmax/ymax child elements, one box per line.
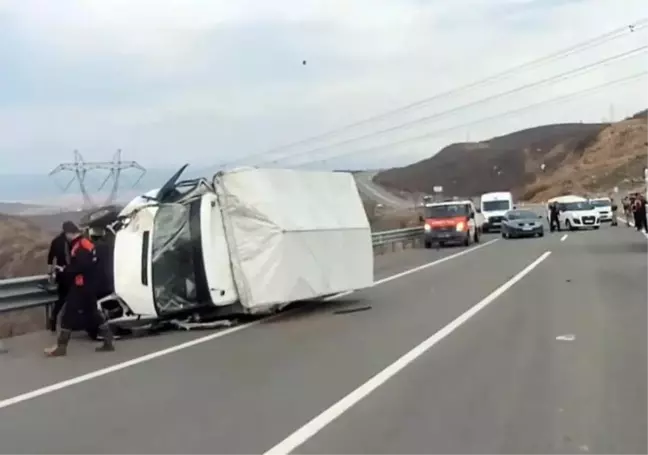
<box><xmin>547</xmin><ymin>195</ymin><xmax>586</xmax><ymax>204</ymax></box>
<box><xmin>481</xmin><ymin>191</ymin><xmax>513</xmax><ymax>200</ymax></box>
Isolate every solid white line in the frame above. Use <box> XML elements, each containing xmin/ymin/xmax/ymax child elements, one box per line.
<box><xmin>0</xmin><ymin>239</ymin><xmax>499</xmax><ymax>411</ymax></box>
<box><xmin>617</xmin><ymin>217</ymin><xmax>648</xmax><ymax>239</ymax></box>
<box><xmin>263</xmin><ymin>250</ymin><xmax>552</xmax><ymax>455</ymax></box>
<box><xmin>560</xmin><ymin>234</ymin><xmax>568</xmax><ymax>242</ymax></box>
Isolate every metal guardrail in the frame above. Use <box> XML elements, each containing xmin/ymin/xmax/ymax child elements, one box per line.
<box><xmin>371</xmin><ymin>227</ymin><xmax>423</xmax><ymax>246</ymax></box>
<box><xmin>0</xmin><ymin>227</ymin><xmax>424</xmax><ymax>313</ymax></box>
<box><xmin>0</xmin><ymin>275</ymin><xmax>55</xmax><ymax>314</ymax></box>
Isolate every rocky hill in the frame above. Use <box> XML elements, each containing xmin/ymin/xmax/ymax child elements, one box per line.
<box><xmin>374</xmin><ymin>123</ymin><xmax>606</xmax><ymax>198</ymax></box>
<box><xmin>374</xmin><ymin>110</ymin><xmax>647</xmax><ymax>201</ymax></box>
<box><xmin>0</xmin><ymin>209</ymin><xmax>96</xmax><ymax>279</ymax></box>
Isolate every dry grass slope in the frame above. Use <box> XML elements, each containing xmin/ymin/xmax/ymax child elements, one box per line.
<box><xmin>374</xmin><ymin>123</ymin><xmax>606</xmax><ymax>198</ymax></box>
<box><xmin>0</xmin><ymin>214</ymin><xmax>51</xmax><ymax>279</ymax></box>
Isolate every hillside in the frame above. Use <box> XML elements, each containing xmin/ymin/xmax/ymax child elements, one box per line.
<box><xmin>0</xmin><ymin>208</ymin><xmax>98</xmax><ymax>279</ymax></box>
<box><xmin>0</xmin><ymin>214</ymin><xmax>51</xmax><ymax>279</ymax></box>
<box><xmin>0</xmin><ymin>202</ymin><xmax>56</xmax><ymax>216</ymax></box>
<box><xmin>523</xmin><ymin>115</ymin><xmax>647</xmax><ymax>201</ymax></box>
<box><xmin>374</xmin><ymin>123</ymin><xmax>608</xmax><ymax>198</ymax></box>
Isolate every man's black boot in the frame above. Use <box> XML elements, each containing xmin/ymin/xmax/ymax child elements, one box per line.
<box><xmin>45</xmin><ymin>330</ymin><xmax>71</xmax><ymax>357</ymax></box>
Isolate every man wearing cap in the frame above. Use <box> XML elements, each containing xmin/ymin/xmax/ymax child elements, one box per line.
<box><xmin>46</xmin><ymin>224</ymin><xmax>72</xmax><ymax>332</ymax></box>
<box><xmin>45</xmin><ymin>221</ymin><xmax>115</xmax><ymax>357</ymax></box>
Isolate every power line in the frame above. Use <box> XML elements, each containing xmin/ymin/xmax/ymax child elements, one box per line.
<box><xmin>263</xmin><ymin>45</ymin><xmax>647</xmax><ymax>166</ymax></box>
<box><xmin>292</xmin><ymin>70</ymin><xmax>647</xmax><ymax>167</ymax></box>
<box><xmin>220</xmin><ymin>18</ymin><xmax>648</xmax><ymax>167</ymax></box>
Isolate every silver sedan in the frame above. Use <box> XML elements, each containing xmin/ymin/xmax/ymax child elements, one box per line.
<box><xmin>501</xmin><ymin>209</ymin><xmax>545</xmax><ymax>239</ymax></box>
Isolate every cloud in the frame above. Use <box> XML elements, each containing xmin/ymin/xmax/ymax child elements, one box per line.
<box><xmin>0</xmin><ymin>0</ymin><xmax>646</xmax><ymax>185</ymax></box>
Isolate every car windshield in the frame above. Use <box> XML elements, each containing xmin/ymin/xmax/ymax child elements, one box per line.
<box><xmin>506</xmin><ymin>210</ymin><xmax>537</xmax><ymax>220</ymax></box>
<box><xmin>482</xmin><ymin>200</ymin><xmax>511</xmax><ymax>211</ymax></box>
<box><xmin>151</xmin><ymin>203</ymin><xmax>202</xmax><ymax>315</ymax></box>
<box><xmin>425</xmin><ymin>204</ymin><xmax>470</xmax><ymax>218</ymax></box>
<box><xmin>590</xmin><ymin>199</ymin><xmax>611</xmax><ymax>207</ymax></box>
<box><xmin>562</xmin><ymin>201</ymin><xmax>594</xmax><ymax>211</ymax></box>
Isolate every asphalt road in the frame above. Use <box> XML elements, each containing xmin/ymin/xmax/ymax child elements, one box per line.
<box><xmin>0</xmin><ymin>224</ymin><xmax>646</xmax><ymax>454</ymax></box>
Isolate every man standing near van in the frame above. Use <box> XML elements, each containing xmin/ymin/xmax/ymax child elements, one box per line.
<box><xmin>549</xmin><ymin>202</ymin><xmax>561</xmax><ymax>232</ymax></box>
<box><xmin>46</xmin><ymin>225</ymin><xmax>71</xmax><ymax>332</ymax></box>
<box><xmin>45</xmin><ymin>222</ymin><xmax>115</xmax><ymax>357</ymax></box>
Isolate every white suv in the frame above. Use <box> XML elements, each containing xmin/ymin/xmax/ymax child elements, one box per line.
<box><xmin>589</xmin><ymin>197</ymin><xmax>613</xmax><ymax>223</ymax></box>
<box><xmin>559</xmin><ymin>199</ymin><xmax>601</xmax><ymax>230</ymax></box>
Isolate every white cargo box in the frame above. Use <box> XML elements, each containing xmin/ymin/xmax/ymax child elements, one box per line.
<box><xmin>213</xmin><ymin>168</ymin><xmax>373</xmax><ymax>312</ymax></box>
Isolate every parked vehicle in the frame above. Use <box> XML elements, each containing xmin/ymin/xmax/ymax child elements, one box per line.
<box><xmin>480</xmin><ymin>192</ymin><xmax>514</xmax><ymax>232</ymax></box>
<box><xmin>420</xmin><ymin>199</ymin><xmax>481</xmax><ymax>248</ymax></box>
<box><xmin>547</xmin><ymin>195</ymin><xmax>601</xmax><ymax>231</ymax></box>
<box><xmin>501</xmin><ymin>209</ymin><xmax>544</xmax><ymax>239</ymax></box>
<box><xmin>589</xmin><ymin>197</ymin><xmax>614</xmax><ymax>223</ymax></box>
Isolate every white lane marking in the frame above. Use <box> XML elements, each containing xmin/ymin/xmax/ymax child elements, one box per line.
<box><xmin>263</xmin><ymin>250</ymin><xmax>552</xmax><ymax>455</ymax></box>
<box><xmin>617</xmin><ymin>217</ymin><xmax>648</xmax><ymax>239</ymax></box>
<box><xmin>556</xmin><ymin>334</ymin><xmax>575</xmax><ymax>341</ymax></box>
<box><xmin>0</xmin><ymin>239</ymin><xmax>499</xmax><ymax>411</ymax></box>
<box><xmin>560</xmin><ymin>234</ymin><xmax>568</xmax><ymax>242</ymax></box>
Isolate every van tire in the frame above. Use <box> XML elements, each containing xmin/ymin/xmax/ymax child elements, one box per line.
<box><xmin>463</xmin><ymin>234</ymin><xmax>471</xmax><ymax>246</ymax></box>
<box><xmin>424</xmin><ymin>240</ymin><xmax>432</xmax><ymax>249</ymax></box>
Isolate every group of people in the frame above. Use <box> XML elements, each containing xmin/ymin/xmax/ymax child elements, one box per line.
<box><xmin>622</xmin><ymin>193</ymin><xmax>648</xmax><ymax>232</ymax></box>
<box><xmin>45</xmin><ymin>221</ymin><xmax>115</xmax><ymax>357</ymax></box>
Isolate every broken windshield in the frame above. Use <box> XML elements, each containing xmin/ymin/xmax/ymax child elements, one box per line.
<box><xmin>151</xmin><ymin>202</ymin><xmax>202</xmax><ymax>314</ymax></box>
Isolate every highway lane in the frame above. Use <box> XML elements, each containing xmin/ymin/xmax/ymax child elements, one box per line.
<box><xmin>354</xmin><ymin>171</ymin><xmax>413</xmax><ymax>209</ymax></box>
<box><xmin>0</xmin><ymin>237</ymin><xmax>496</xmax><ymax>402</ymax></box>
<box><xmin>0</xmin><ymin>231</ymin><xmax>540</xmax><ymax>454</ymax></box>
<box><xmin>288</xmin><ymin>226</ymin><xmax>648</xmax><ymax>454</ymax></box>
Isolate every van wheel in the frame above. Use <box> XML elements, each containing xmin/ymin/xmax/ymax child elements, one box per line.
<box><xmin>464</xmin><ymin>233</ymin><xmax>471</xmax><ymax>246</ymax></box>
<box><xmin>424</xmin><ymin>240</ymin><xmax>432</xmax><ymax>249</ymax></box>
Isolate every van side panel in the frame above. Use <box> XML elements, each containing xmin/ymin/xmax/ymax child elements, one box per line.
<box><xmin>200</xmin><ymin>194</ymin><xmax>238</xmax><ymax>306</ymax></box>
<box><xmin>113</xmin><ymin>207</ymin><xmax>158</xmax><ymax>317</ymax></box>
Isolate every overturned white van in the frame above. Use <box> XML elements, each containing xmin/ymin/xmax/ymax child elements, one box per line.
<box><xmin>86</xmin><ymin>166</ymin><xmax>374</xmax><ymax>330</ymax></box>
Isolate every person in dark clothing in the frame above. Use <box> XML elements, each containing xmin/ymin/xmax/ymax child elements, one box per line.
<box><xmin>549</xmin><ymin>202</ymin><xmax>561</xmax><ymax>232</ymax></box>
<box><xmin>610</xmin><ymin>196</ymin><xmax>618</xmax><ymax>226</ymax></box>
<box><xmin>46</xmin><ymin>228</ymin><xmax>72</xmax><ymax>332</ymax></box>
<box><xmin>632</xmin><ymin>195</ymin><xmax>644</xmax><ymax>231</ymax></box>
<box><xmin>623</xmin><ymin>196</ymin><xmax>632</xmax><ymax>226</ymax></box>
<box><xmin>45</xmin><ymin>221</ymin><xmax>115</xmax><ymax>357</ymax></box>
<box><xmin>636</xmin><ymin>195</ymin><xmax>648</xmax><ymax>233</ymax></box>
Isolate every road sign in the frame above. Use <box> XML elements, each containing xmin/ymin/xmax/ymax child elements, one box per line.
<box><xmin>433</xmin><ymin>186</ymin><xmax>443</xmax><ymax>193</ymax></box>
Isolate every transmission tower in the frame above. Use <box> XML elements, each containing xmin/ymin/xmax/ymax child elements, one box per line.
<box><xmin>49</xmin><ymin>150</ymin><xmax>146</xmax><ymax>208</ymax></box>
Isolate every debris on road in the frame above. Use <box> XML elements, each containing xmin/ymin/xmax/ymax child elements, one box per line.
<box><xmin>556</xmin><ymin>334</ymin><xmax>576</xmax><ymax>341</ymax></box>
<box><xmin>334</xmin><ymin>306</ymin><xmax>372</xmax><ymax>315</ymax></box>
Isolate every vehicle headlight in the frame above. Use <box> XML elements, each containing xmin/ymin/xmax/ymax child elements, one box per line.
<box><xmin>424</xmin><ymin>223</ymin><xmax>431</xmax><ymax>231</ymax></box>
<box><xmin>456</xmin><ymin>222</ymin><xmax>465</xmax><ymax>232</ymax></box>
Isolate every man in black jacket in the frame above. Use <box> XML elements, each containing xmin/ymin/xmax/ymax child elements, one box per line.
<box><xmin>46</xmin><ymin>225</ymin><xmax>71</xmax><ymax>332</ymax></box>
<box><xmin>45</xmin><ymin>222</ymin><xmax>115</xmax><ymax>357</ymax></box>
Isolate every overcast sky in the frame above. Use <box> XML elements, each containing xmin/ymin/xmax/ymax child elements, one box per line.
<box><xmin>1</xmin><ymin>0</ymin><xmax>647</xmax><ymax>176</ymax></box>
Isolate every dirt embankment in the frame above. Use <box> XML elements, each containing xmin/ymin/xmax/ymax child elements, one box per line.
<box><xmin>0</xmin><ymin>214</ymin><xmax>51</xmax><ymax>279</ymax></box>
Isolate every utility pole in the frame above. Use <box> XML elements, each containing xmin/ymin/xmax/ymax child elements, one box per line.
<box><xmin>49</xmin><ymin>150</ymin><xmax>146</xmax><ymax>208</ymax></box>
